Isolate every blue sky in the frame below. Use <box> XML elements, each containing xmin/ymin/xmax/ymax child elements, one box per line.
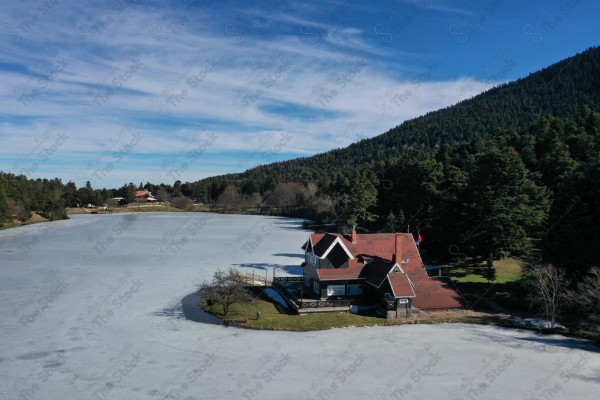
<box><xmin>0</xmin><ymin>0</ymin><xmax>598</xmax><ymax>189</ymax></box>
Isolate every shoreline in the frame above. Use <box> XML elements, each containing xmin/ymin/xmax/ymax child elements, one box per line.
<box><xmin>0</xmin><ymin>205</ymin><xmax>259</xmax><ymax>231</ymax></box>
<box><xmin>199</xmin><ymin>285</ymin><xmax>600</xmax><ymax>344</ymax></box>
<box><xmin>200</xmin><ymin>301</ymin><xmax>600</xmax><ymax>345</ymax></box>
<box><xmin>0</xmin><ymin>213</ymin><xmax>52</xmax><ymax>231</ymax></box>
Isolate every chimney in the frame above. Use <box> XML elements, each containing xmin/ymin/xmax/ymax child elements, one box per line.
<box><xmin>351</xmin><ymin>225</ymin><xmax>357</xmax><ymax>244</ymax></box>
<box><xmin>394</xmin><ymin>233</ymin><xmax>403</xmax><ymax>264</ymax></box>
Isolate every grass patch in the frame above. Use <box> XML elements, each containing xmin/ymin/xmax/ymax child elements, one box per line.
<box><xmin>438</xmin><ymin>258</ymin><xmax>527</xmax><ymax>312</ymax></box>
<box><xmin>446</xmin><ymin>258</ymin><xmax>523</xmax><ymax>284</ymax></box>
<box><xmin>202</xmin><ymin>290</ymin><xmax>388</xmax><ymax>331</ymax></box>
<box><xmin>0</xmin><ymin>213</ymin><xmax>50</xmax><ymax>230</ymax></box>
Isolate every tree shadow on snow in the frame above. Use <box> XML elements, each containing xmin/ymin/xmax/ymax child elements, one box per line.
<box><xmin>465</xmin><ymin>325</ymin><xmax>600</xmax><ymax>354</ymax></box>
<box><xmin>270</xmin><ymin>218</ymin><xmax>307</xmax><ymax>230</ymax></box>
<box><xmin>150</xmin><ymin>292</ymin><xmax>222</xmax><ymax>326</ymax></box>
<box><xmin>511</xmin><ymin>332</ymin><xmax>600</xmax><ymax>354</ymax></box>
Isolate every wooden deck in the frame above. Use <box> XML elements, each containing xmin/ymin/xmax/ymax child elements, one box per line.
<box><xmin>271</xmin><ymin>277</ymin><xmax>367</xmax><ymax>314</ymax></box>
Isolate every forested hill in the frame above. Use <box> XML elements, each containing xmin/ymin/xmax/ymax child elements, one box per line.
<box><xmin>369</xmin><ymin>44</ymin><xmax>600</xmax><ymax>151</ymax></box>
<box><xmin>179</xmin><ymin>46</ymin><xmax>600</xmax><ymax>275</ymax></box>
<box><xmin>189</xmin><ymin>46</ymin><xmax>600</xmax><ymax>190</ymax></box>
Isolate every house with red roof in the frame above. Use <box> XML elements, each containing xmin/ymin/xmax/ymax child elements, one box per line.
<box><xmin>299</xmin><ymin>228</ymin><xmax>463</xmax><ymax>316</ymax></box>
<box><xmin>135</xmin><ymin>189</ymin><xmax>157</xmax><ymax>203</ymax></box>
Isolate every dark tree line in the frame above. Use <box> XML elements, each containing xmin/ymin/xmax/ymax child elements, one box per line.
<box><xmin>0</xmin><ymin>174</ymin><xmax>68</xmax><ymax>222</ymax></box>
<box><xmin>0</xmin><ymin>177</ymin><xmax>194</xmax><ymax>226</ymax></box>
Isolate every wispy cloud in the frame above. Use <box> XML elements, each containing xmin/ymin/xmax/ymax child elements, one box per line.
<box><xmin>0</xmin><ymin>0</ymin><xmax>522</xmax><ymax>187</ymax></box>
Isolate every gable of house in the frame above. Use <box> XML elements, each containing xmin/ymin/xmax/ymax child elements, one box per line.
<box><xmin>312</xmin><ymin>234</ymin><xmax>353</xmax><ymax>260</ymax></box>
<box><xmin>387</xmin><ymin>273</ymin><xmax>416</xmax><ymax>298</ymax></box>
<box><xmin>303</xmin><ymin>230</ymin><xmax>463</xmax><ymax>309</ymax></box>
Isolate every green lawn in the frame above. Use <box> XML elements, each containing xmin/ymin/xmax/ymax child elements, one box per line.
<box><xmin>440</xmin><ymin>258</ymin><xmax>526</xmax><ymax>312</ymax></box>
<box><xmin>202</xmin><ymin>291</ymin><xmax>388</xmax><ymax>331</ymax></box>
<box><xmin>445</xmin><ymin>258</ymin><xmax>523</xmax><ymax>284</ymax></box>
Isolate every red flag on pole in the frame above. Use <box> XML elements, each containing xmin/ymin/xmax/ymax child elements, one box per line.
<box><xmin>418</xmin><ymin>232</ymin><xmax>423</xmax><ymax>243</ymax></box>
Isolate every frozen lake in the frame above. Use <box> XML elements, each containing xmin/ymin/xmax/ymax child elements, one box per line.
<box><xmin>1</xmin><ymin>213</ymin><xmax>599</xmax><ymax>399</ymax></box>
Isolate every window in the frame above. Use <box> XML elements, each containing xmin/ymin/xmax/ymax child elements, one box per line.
<box><xmin>346</xmin><ymin>284</ymin><xmax>363</xmax><ymax>295</ymax></box>
<box><xmin>398</xmin><ymin>298</ymin><xmax>409</xmax><ymax>304</ymax></box>
<box><xmin>313</xmin><ymin>281</ymin><xmax>319</xmax><ymax>294</ymax></box>
<box><xmin>401</xmin><ymin>258</ymin><xmax>409</xmax><ymax>264</ymax></box>
<box><xmin>326</xmin><ymin>285</ymin><xmax>345</xmax><ymax>296</ymax></box>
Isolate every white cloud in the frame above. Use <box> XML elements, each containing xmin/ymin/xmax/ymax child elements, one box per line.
<box><xmin>0</xmin><ymin>0</ymin><xmax>498</xmax><ymax>187</ymax></box>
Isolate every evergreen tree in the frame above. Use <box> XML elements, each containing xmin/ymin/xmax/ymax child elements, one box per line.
<box><xmin>62</xmin><ymin>181</ymin><xmax>78</xmax><ymax>207</ymax></box>
<box><xmin>545</xmin><ymin>157</ymin><xmax>600</xmax><ymax>275</ymax></box>
<box><xmin>115</xmin><ymin>183</ymin><xmax>137</xmax><ymax>204</ymax></box>
<box><xmin>348</xmin><ymin>170</ymin><xmax>377</xmax><ymax>227</ymax></box>
<box><xmin>385</xmin><ymin>210</ymin><xmax>406</xmax><ymax>232</ymax></box>
<box><xmin>386</xmin><ymin>211</ymin><xmax>397</xmax><ymax>232</ymax></box>
<box><xmin>0</xmin><ymin>186</ymin><xmax>11</xmax><ymax>225</ymax></box>
<box><xmin>459</xmin><ymin>146</ymin><xmax>549</xmax><ymax>268</ymax></box>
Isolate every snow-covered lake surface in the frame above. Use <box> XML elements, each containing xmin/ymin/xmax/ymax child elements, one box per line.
<box><xmin>1</xmin><ymin>213</ymin><xmax>599</xmax><ymax>399</ymax></box>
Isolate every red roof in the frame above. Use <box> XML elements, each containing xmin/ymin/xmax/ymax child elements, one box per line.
<box><xmin>307</xmin><ymin>231</ymin><xmax>463</xmax><ymax>309</ymax></box>
<box><xmin>312</xmin><ymin>233</ymin><xmax>338</xmax><ymax>257</ymax></box>
<box><xmin>388</xmin><ymin>273</ymin><xmax>416</xmax><ymax>297</ymax></box>
<box><xmin>409</xmin><ymin>274</ymin><xmax>463</xmax><ymax>310</ymax></box>
<box><xmin>316</xmin><ymin>258</ymin><xmax>364</xmax><ymax>280</ymax></box>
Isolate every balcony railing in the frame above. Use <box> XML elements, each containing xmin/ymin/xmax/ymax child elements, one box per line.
<box><xmin>272</xmin><ymin>277</ymin><xmax>352</xmax><ymax>310</ymax></box>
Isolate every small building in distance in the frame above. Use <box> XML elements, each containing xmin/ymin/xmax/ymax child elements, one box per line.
<box><xmin>109</xmin><ymin>197</ymin><xmax>128</xmax><ymax>206</ymax></box>
<box><xmin>134</xmin><ymin>190</ymin><xmax>157</xmax><ymax>203</ymax></box>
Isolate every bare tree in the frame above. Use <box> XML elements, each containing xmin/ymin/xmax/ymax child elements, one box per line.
<box><xmin>171</xmin><ymin>195</ymin><xmax>193</xmax><ymax>209</ymax></box>
<box><xmin>527</xmin><ymin>264</ymin><xmax>569</xmax><ymax>328</ymax></box>
<box><xmin>197</xmin><ymin>268</ymin><xmax>254</xmax><ymax>322</ymax></box>
<box><xmin>265</xmin><ymin>182</ymin><xmax>305</xmax><ymax>213</ymax></box>
<box><xmin>568</xmin><ymin>267</ymin><xmax>600</xmax><ymax>331</ymax></box>
<box><xmin>156</xmin><ymin>187</ymin><xmax>171</xmax><ymax>203</ymax></box>
<box><xmin>247</xmin><ymin>192</ymin><xmax>263</xmax><ymax>210</ymax></box>
<box><xmin>216</xmin><ymin>186</ymin><xmax>242</xmax><ymax>211</ymax></box>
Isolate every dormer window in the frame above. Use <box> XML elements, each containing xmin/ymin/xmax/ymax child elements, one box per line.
<box><xmin>401</xmin><ymin>258</ymin><xmax>409</xmax><ymax>264</ymax></box>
